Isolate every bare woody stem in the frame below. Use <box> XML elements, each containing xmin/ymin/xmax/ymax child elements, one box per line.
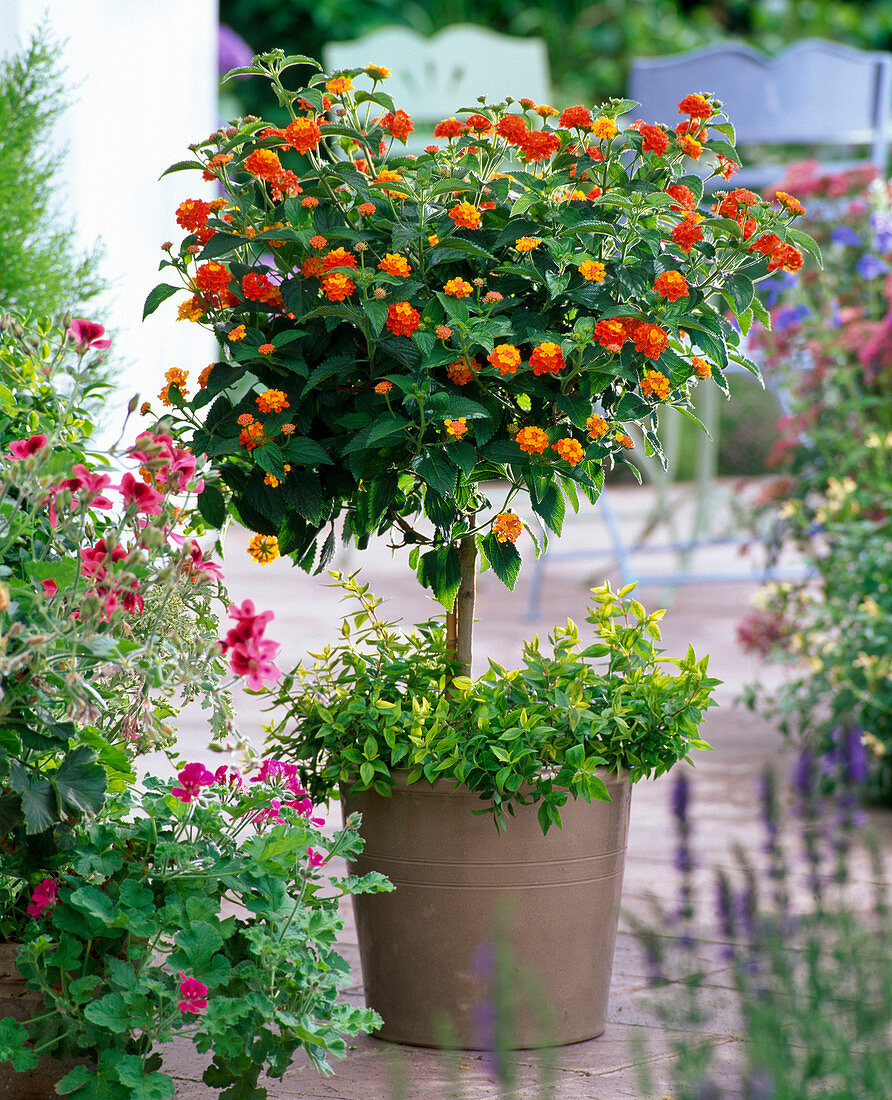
<box><xmin>445</xmin><ymin>533</ymin><xmax>478</xmax><ymax>680</ymax></box>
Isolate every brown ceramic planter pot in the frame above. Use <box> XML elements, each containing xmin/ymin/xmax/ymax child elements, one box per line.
<box><xmin>343</xmin><ymin>769</ymin><xmax>631</xmax><ymax>1048</ymax></box>
<box><xmin>0</xmin><ymin>943</ymin><xmax>85</xmax><ymax>1100</ymax></box>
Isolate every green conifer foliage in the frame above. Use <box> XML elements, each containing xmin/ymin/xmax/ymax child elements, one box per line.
<box><xmin>0</xmin><ymin>27</ymin><xmax>104</xmax><ymax>315</ymax></box>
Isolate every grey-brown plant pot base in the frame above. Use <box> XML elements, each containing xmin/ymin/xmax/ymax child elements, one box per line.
<box><xmin>344</xmin><ymin>770</ymin><xmax>631</xmax><ymax>1049</ymax></box>
<box><xmin>0</xmin><ymin>943</ymin><xmax>86</xmax><ymax>1100</ymax></box>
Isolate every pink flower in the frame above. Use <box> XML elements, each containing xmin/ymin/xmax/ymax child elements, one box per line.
<box><xmin>41</xmin><ymin>579</ymin><xmax>58</xmax><ymax>598</ymax></box>
<box><xmin>177</xmin><ymin>972</ymin><xmax>208</xmax><ymax>1015</ymax></box>
<box><xmin>171</xmin><ymin>761</ymin><xmax>216</xmax><ymax>803</ymax></box>
<box><xmin>184</xmin><ymin>540</ymin><xmax>224</xmax><ymax>581</ymax></box>
<box><xmin>252</xmin><ymin>797</ymin><xmax>286</xmax><ymax>827</ymax></box>
<box><xmin>45</xmin><ymin>465</ymin><xmax>114</xmax><ymax>526</ymax></box>
<box><xmin>220</xmin><ymin>602</ymin><xmax>281</xmax><ymax>690</ymax></box>
<box><xmin>128</xmin><ymin>433</ymin><xmax>202</xmax><ymax>493</ymax></box>
<box><xmin>307</xmin><ymin>847</ymin><xmax>326</xmax><ymax>868</ymax></box>
<box><xmin>213</xmin><ymin>765</ymin><xmax>242</xmax><ymax>788</ymax></box>
<box><xmin>227</xmin><ymin>638</ymin><xmax>282</xmax><ymax>690</ymax></box>
<box><xmin>250</xmin><ymin>758</ymin><xmax>299</xmax><ymax>786</ymax></box>
<box><xmin>27</xmin><ymin>878</ymin><xmax>58</xmax><ymax>918</ymax></box>
<box><xmin>80</xmin><ymin>539</ymin><xmax>127</xmax><ymax>581</ymax></box>
<box><xmin>118</xmin><ymin>472</ymin><xmax>164</xmax><ymax>515</ymax></box>
<box><xmin>67</xmin><ymin>318</ymin><xmax>112</xmax><ymax>352</ymax></box>
<box><xmin>120</xmin><ymin>585</ymin><xmax>145</xmax><ymax>616</ymax></box>
<box><xmin>65</xmin><ymin>465</ymin><xmax>114</xmax><ymax>506</ymax></box>
<box><xmin>6</xmin><ymin>434</ymin><xmax>48</xmax><ymax>460</ymax></box>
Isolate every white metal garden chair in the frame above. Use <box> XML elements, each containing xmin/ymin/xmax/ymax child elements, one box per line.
<box><xmin>323</xmin><ymin>24</ymin><xmax>552</xmax><ymax>151</ymax></box>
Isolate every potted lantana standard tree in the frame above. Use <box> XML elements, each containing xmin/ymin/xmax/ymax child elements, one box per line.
<box><xmin>146</xmin><ymin>52</ymin><xmax>815</xmax><ymax>1045</ymax></box>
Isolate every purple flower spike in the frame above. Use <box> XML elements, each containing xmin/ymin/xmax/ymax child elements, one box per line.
<box><xmin>855</xmin><ymin>254</ymin><xmax>889</xmax><ymax>280</ymax></box>
<box><xmin>775</xmin><ymin>303</ymin><xmax>810</xmax><ymax>330</ymax></box>
<box><xmin>791</xmin><ymin>750</ymin><xmax>816</xmax><ymax>802</ymax></box>
<box><xmin>830</xmin><ymin>225</ymin><xmax>862</xmax><ymax>248</ymax></box>
<box><xmin>671</xmin><ymin>771</ymin><xmax>690</xmax><ymax>825</ymax></box>
<box><xmin>842</xmin><ymin>726</ymin><xmax>869</xmax><ymax>785</ymax></box>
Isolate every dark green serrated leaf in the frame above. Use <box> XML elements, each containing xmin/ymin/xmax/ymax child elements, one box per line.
<box><xmin>481</xmin><ymin>533</ymin><xmax>522</xmax><ymax>591</ymax></box>
<box><xmin>416</xmin><ymin>545</ymin><xmax>462</xmax><ymax>609</ymax></box>
<box><xmin>415</xmin><ymin>451</ymin><xmax>457</xmax><ymax>496</ymax></box>
<box><xmin>142</xmin><ymin>284</ymin><xmax>180</xmax><ymax>320</ymax></box>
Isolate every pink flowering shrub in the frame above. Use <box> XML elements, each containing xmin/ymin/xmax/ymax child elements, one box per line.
<box><xmin>0</xmin><ymin>313</ymin><xmax>280</xmax><ymax>944</ymax></box>
<box><xmin>0</xmin><ymin>765</ymin><xmax>390</xmax><ymax>1093</ymax></box>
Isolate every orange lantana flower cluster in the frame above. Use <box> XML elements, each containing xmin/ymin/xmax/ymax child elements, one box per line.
<box><xmin>256</xmin><ymin>388</ymin><xmax>289</xmax><ymax>414</ymax></box>
<box><xmin>640</xmin><ymin>370</ymin><xmax>671</xmax><ymax>400</ymax></box>
<box><xmin>448</xmin><ymin>202</ymin><xmax>482</xmax><ymax>230</ymax></box>
<box><xmin>488</xmin><ymin>345</ymin><xmax>522</xmax><ymax>376</ymax></box>
<box><xmin>529</xmin><ymin>342</ymin><xmax>565</xmax><ymax>376</ymax></box>
<box><xmin>516</xmin><ymin>427</ymin><xmax>550</xmax><ymax>454</ymax></box>
<box><xmin>378</xmin><ymin>253</ymin><xmax>412</xmax><ymax>277</ymax></box>
<box><xmin>493</xmin><ymin>512</ymin><xmax>523</xmax><ymax>543</ymax></box>
<box><xmin>586</xmin><ymin>414</ymin><xmax>608</xmax><ymax>440</ymax></box>
<box><xmin>247</xmin><ymin>533</ymin><xmax>280</xmax><ymax>564</ymax></box>
<box><xmin>632</xmin><ymin>323</ymin><xmax>670</xmax><ymax>361</ymax></box>
<box><xmin>443</xmin><ymin>278</ymin><xmax>473</xmax><ymax>298</ymax></box>
<box><xmin>158</xmin><ymin>367</ymin><xmax>189</xmax><ymax>408</ymax></box>
<box><xmin>322</xmin><ymin>273</ymin><xmax>356</xmax><ymax>301</ymax></box>
<box><xmin>239</xmin><ymin>422</ymin><xmax>266</xmax><ymax>451</ymax></box>
<box><xmin>578</xmin><ymin>260</ymin><xmax>606</xmax><ymax>282</ymax></box>
<box><xmin>386</xmin><ymin>303</ymin><xmax>420</xmax><ymax>336</ymax></box>
<box><xmin>444</xmin><ymin>418</ymin><xmax>468</xmax><ymax>439</ymax></box>
<box><xmin>552</xmin><ymin>438</ymin><xmax>585</xmax><ymax>466</ymax></box>
<box><xmin>448</xmin><ymin>359</ymin><xmax>478</xmax><ymax>386</ymax></box>
<box><xmin>653</xmin><ymin>271</ymin><xmax>689</xmax><ymax>301</ymax></box>
<box><xmin>592</xmin><ymin>319</ymin><xmax>627</xmax><ymax>353</ymax></box>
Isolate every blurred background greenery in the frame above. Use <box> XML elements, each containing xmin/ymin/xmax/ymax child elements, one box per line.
<box><xmin>220</xmin><ymin>0</ymin><xmax>892</xmax><ymax>121</ymax></box>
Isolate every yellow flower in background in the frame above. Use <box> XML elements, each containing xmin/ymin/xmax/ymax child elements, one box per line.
<box><xmin>247</xmin><ymin>534</ymin><xmax>280</xmax><ymax>565</ymax></box>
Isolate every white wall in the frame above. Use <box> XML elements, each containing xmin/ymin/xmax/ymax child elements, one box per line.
<box><xmin>0</xmin><ymin>0</ymin><xmax>218</xmax><ymax>444</ymax></box>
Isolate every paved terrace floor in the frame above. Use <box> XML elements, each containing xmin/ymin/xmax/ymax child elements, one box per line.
<box><xmin>149</xmin><ymin>481</ymin><xmax>892</xmax><ymax>1099</ymax></box>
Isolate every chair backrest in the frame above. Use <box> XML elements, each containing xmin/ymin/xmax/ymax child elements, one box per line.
<box><xmin>324</xmin><ymin>24</ymin><xmax>551</xmax><ymax>149</ymax></box>
<box><xmin>629</xmin><ymin>39</ymin><xmax>892</xmax><ymax>181</ymax></box>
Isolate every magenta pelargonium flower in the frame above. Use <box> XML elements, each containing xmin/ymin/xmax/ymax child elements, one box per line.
<box><xmin>177</xmin><ymin>971</ymin><xmax>208</xmax><ymax>1015</ymax></box>
<box><xmin>220</xmin><ymin>600</ymin><xmax>281</xmax><ymax>690</ymax></box>
<box><xmin>252</xmin><ymin>797</ymin><xmax>287</xmax><ymax>828</ymax></box>
<box><xmin>184</xmin><ymin>539</ymin><xmax>224</xmax><ymax>582</ymax></box>
<box><xmin>67</xmin><ymin>318</ymin><xmax>112</xmax><ymax>352</ymax></box>
<box><xmin>27</xmin><ymin>878</ymin><xmax>58</xmax><ymax>918</ymax></box>
<box><xmin>213</xmin><ymin>764</ymin><xmax>242</xmax><ymax>788</ymax></box>
<box><xmin>6</xmin><ymin>434</ymin><xmax>48</xmax><ymax>461</ymax></box>
<box><xmin>171</xmin><ymin>762</ymin><xmax>216</xmax><ymax>803</ymax></box>
<box><xmin>127</xmin><ymin>432</ymin><xmax>202</xmax><ymax>494</ymax></box>
<box><xmin>118</xmin><ymin>472</ymin><xmax>164</xmax><ymax>515</ymax></box>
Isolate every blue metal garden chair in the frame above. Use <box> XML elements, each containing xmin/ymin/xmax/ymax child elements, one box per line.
<box><xmin>628</xmin><ymin>38</ymin><xmax>892</xmax><ymax>189</ymax></box>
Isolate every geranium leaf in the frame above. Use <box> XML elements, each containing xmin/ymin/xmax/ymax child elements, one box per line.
<box><xmin>52</xmin><ymin>744</ymin><xmax>107</xmax><ymax>817</ymax></box>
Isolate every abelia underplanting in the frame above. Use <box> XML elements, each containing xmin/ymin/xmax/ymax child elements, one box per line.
<box><xmin>146</xmin><ymin>51</ymin><xmax>817</xmax><ymax>603</ymax></box>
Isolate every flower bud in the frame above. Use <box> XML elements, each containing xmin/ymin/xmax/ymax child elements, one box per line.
<box><xmin>0</xmin><ymin>585</ymin><xmax>9</xmax><ymax>612</ymax></box>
